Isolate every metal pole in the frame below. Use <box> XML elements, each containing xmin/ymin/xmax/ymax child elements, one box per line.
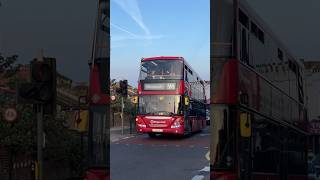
<box><xmin>9</xmin><ymin>124</ymin><xmax>13</xmax><ymax>180</ymax></box>
<box><xmin>121</xmin><ymin>96</ymin><xmax>124</xmax><ymax>135</ymax></box>
<box><xmin>112</xmin><ymin>111</ymin><xmax>114</xmax><ymax>127</ymax></box>
<box><xmin>130</xmin><ymin>115</ymin><xmax>132</xmax><ymax>134</ymax></box>
<box><xmin>37</xmin><ymin>104</ymin><xmax>43</xmax><ymax>180</ymax></box>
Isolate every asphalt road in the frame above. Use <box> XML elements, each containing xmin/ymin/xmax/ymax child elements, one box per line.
<box><xmin>110</xmin><ymin>127</ymin><xmax>210</xmax><ymax>180</ymax></box>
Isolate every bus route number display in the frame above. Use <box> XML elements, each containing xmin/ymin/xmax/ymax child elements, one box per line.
<box><xmin>144</xmin><ymin>83</ymin><xmax>176</xmax><ymax>91</ymax></box>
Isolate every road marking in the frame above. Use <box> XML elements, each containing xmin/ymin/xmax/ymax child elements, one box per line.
<box><xmin>191</xmin><ymin>175</ymin><xmax>204</xmax><ymax>180</ymax></box>
<box><xmin>111</xmin><ymin>135</ymin><xmax>135</xmax><ymax>143</ymax></box>
<box><xmin>200</xmin><ymin>166</ymin><xmax>210</xmax><ymax>172</ymax></box>
<box><xmin>191</xmin><ymin>165</ymin><xmax>210</xmax><ymax>180</ymax></box>
<box><xmin>205</xmin><ymin>151</ymin><xmax>210</xmax><ymax>161</ymax></box>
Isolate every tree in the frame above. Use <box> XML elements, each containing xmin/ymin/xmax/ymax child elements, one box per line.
<box><xmin>0</xmin><ymin>54</ymin><xmax>36</xmax><ymax>155</ymax></box>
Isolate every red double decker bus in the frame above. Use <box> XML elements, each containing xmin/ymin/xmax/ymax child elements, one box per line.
<box><xmin>135</xmin><ymin>56</ymin><xmax>206</xmax><ymax>137</ymax></box>
<box><xmin>211</xmin><ymin>0</ymin><xmax>308</xmax><ymax>179</ymax></box>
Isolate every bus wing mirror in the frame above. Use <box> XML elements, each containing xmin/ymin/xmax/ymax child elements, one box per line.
<box><xmin>184</xmin><ymin>96</ymin><xmax>190</xmax><ymax>106</ymax></box>
<box><xmin>240</xmin><ymin>112</ymin><xmax>251</xmax><ymax>137</ymax></box>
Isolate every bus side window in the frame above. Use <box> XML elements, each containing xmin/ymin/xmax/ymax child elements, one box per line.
<box><xmin>185</xmin><ymin>70</ymin><xmax>188</xmax><ymax>82</ymax></box>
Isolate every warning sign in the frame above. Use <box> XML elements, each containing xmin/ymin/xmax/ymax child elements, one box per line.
<box><xmin>3</xmin><ymin>107</ymin><xmax>17</xmax><ymax>123</ymax></box>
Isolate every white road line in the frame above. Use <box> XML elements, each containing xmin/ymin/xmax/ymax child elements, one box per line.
<box><xmin>191</xmin><ymin>154</ymin><xmax>210</xmax><ymax>180</ymax></box>
<box><xmin>191</xmin><ymin>175</ymin><xmax>204</xmax><ymax>180</ymax></box>
<box><xmin>200</xmin><ymin>166</ymin><xmax>210</xmax><ymax>172</ymax></box>
<box><xmin>205</xmin><ymin>151</ymin><xmax>210</xmax><ymax>161</ymax></box>
<box><xmin>111</xmin><ymin>135</ymin><xmax>135</xmax><ymax>143</ymax></box>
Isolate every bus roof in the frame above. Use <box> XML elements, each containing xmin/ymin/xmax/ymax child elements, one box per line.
<box><xmin>141</xmin><ymin>56</ymin><xmax>184</xmax><ymax>61</ymax></box>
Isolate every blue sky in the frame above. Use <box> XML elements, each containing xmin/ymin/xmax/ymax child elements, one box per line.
<box><xmin>111</xmin><ymin>0</ymin><xmax>210</xmax><ymax>87</ymax></box>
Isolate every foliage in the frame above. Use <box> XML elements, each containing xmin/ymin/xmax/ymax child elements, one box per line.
<box><xmin>44</xmin><ymin>116</ymin><xmax>87</xmax><ymax>176</ymax></box>
<box><xmin>0</xmin><ymin>55</ymin><xmax>36</xmax><ymax>163</ymax></box>
<box><xmin>0</xmin><ymin>54</ymin><xmax>19</xmax><ymax>73</ymax></box>
<box><xmin>111</xmin><ymin>95</ymin><xmax>135</xmax><ymax>114</ymax></box>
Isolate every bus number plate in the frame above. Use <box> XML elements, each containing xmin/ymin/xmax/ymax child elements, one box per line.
<box><xmin>152</xmin><ymin>129</ymin><xmax>163</xmax><ymax>132</ymax></box>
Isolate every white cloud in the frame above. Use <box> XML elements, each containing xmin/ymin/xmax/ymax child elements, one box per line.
<box><xmin>111</xmin><ymin>22</ymin><xmax>165</xmax><ymax>42</ymax></box>
<box><xmin>111</xmin><ymin>34</ymin><xmax>165</xmax><ymax>41</ymax></box>
<box><xmin>111</xmin><ymin>22</ymin><xmax>139</xmax><ymax>38</ymax></box>
<box><xmin>112</xmin><ymin>0</ymin><xmax>150</xmax><ymax>36</ymax></box>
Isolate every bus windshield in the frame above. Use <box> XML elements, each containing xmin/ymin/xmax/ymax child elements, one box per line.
<box><xmin>139</xmin><ymin>60</ymin><xmax>183</xmax><ymax>80</ymax></box>
<box><xmin>138</xmin><ymin>95</ymin><xmax>183</xmax><ymax>115</ymax></box>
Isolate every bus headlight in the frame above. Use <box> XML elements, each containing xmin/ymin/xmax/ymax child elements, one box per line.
<box><xmin>136</xmin><ymin>117</ymin><xmax>146</xmax><ymax>128</ymax></box>
<box><xmin>171</xmin><ymin>119</ymin><xmax>181</xmax><ymax>128</ymax></box>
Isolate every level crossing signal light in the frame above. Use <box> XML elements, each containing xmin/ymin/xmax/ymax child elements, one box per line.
<box><xmin>17</xmin><ymin>58</ymin><xmax>56</xmax><ymax>113</ymax></box>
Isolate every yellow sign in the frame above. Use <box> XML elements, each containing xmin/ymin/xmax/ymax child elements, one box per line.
<box><xmin>132</xmin><ymin>96</ymin><xmax>138</xmax><ymax>104</ymax></box>
<box><xmin>184</xmin><ymin>96</ymin><xmax>190</xmax><ymax>106</ymax></box>
<box><xmin>75</xmin><ymin>110</ymin><xmax>89</xmax><ymax>132</ymax></box>
<box><xmin>240</xmin><ymin>112</ymin><xmax>251</xmax><ymax>137</ymax></box>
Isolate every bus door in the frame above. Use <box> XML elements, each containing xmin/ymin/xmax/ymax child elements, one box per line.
<box><xmin>239</xmin><ymin>110</ymin><xmax>252</xmax><ymax>180</ymax></box>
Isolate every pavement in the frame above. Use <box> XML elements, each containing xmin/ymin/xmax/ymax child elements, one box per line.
<box><xmin>110</xmin><ymin>126</ymin><xmax>137</xmax><ymax>143</ymax></box>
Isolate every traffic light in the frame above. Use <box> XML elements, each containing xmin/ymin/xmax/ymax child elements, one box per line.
<box><xmin>116</xmin><ymin>80</ymin><xmax>128</xmax><ymax>97</ymax></box>
<box><xmin>17</xmin><ymin>58</ymin><xmax>56</xmax><ymax>113</ymax></box>
<box><xmin>120</xmin><ymin>80</ymin><xmax>128</xmax><ymax>97</ymax></box>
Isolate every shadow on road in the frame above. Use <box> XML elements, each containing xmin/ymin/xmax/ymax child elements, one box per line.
<box><xmin>146</xmin><ymin>129</ymin><xmax>204</xmax><ymax>140</ymax></box>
